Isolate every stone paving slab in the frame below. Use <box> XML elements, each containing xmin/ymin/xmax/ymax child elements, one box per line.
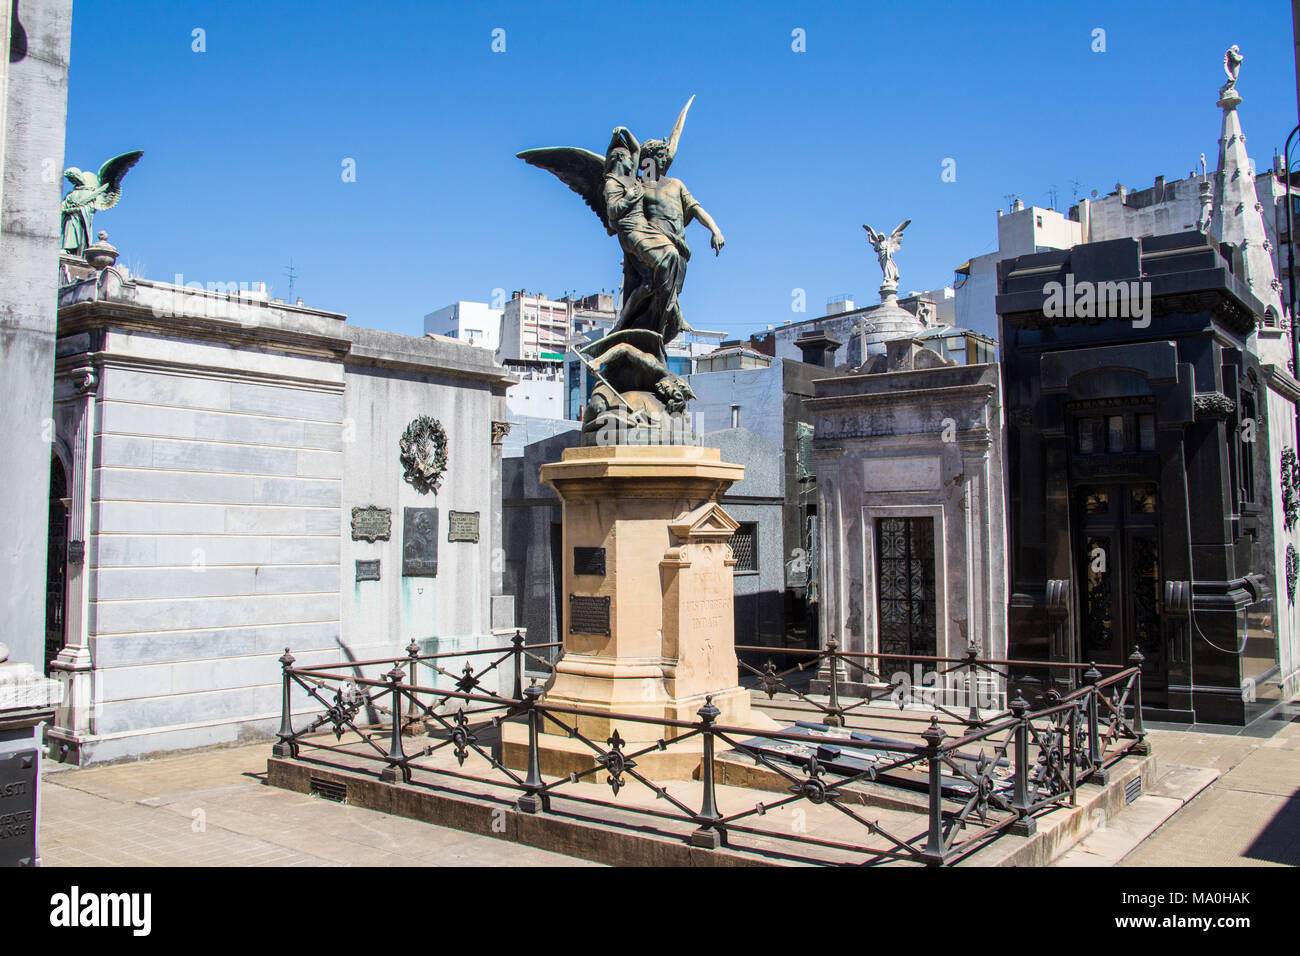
<box><xmin>41</xmin><ymin>741</ymin><xmax>600</xmax><ymax>867</ymax></box>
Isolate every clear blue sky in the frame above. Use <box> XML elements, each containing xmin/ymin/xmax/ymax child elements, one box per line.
<box><xmin>65</xmin><ymin>0</ymin><xmax>1299</xmax><ymax>339</ymax></box>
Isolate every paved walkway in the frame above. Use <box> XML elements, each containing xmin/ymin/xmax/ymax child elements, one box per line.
<box><xmin>39</xmin><ymin>742</ymin><xmax>598</xmax><ymax>867</ymax></box>
<box><xmin>1119</xmin><ymin>704</ymin><xmax>1300</xmax><ymax>867</ymax></box>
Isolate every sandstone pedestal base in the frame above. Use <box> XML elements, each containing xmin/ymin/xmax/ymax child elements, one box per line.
<box><xmin>502</xmin><ymin>444</ymin><xmax>780</xmax><ymax>780</ymax></box>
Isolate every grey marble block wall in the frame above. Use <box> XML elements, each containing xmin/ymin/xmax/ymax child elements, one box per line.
<box><xmin>86</xmin><ymin>361</ymin><xmax>347</xmax><ymax>748</ymax></box>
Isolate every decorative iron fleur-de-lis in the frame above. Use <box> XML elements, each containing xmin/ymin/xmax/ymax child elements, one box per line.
<box><xmin>596</xmin><ymin>729</ymin><xmax>636</xmax><ymax>795</ymax></box>
<box><xmin>327</xmin><ymin>679</ymin><xmax>365</xmax><ymax>739</ymax></box>
<box><xmin>974</xmin><ymin>752</ymin><xmax>994</xmax><ymax>824</ymax></box>
<box><xmin>455</xmin><ymin>661</ymin><xmax>480</xmax><ymax>695</ymax></box>
<box><xmin>759</xmin><ymin>659</ymin><xmax>783</xmax><ymax>698</ymax></box>
<box><xmin>789</xmin><ymin>756</ymin><xmax>840</xmax><ymax>805</ymax></box>
<box><xmin>449</xmin><ymin>707</ymin><xmax>476</xmax><ymax>766</ymax></box>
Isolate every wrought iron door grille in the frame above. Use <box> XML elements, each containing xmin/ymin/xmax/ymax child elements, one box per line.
<box><xmin>875</xmin><ymin>517</ymin><xmax>937</xmax><ymax>661</ymax></box>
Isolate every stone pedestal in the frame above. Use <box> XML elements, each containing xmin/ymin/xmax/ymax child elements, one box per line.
<box><xmin>0</xmin><ymin>645</ymin><xmax>63</xmax><ymax>866</ymax></box>
<box><xmin>502</xmin><ymin>445</ymin><xmax>774</xmax><ymax>779</ymax></box>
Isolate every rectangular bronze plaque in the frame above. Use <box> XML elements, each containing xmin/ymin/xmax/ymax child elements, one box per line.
<box><xmin>573</xmin><ymin>546</ymin><xmax>606</xmax><ymax>576</ymax></box>
<box><xmin>402</xmin><ymin>507</ymin><xmax>438</xmax><ymax>577</ymax></box>
<box><xmin>569</xmin><ymin>594</ymin><xmax>611</xmax><ymax>636</ymax></box>
<box><xmin>351</xmin><ymin>506</ymin><xmax>392</xmax><ymax>542</ymax></box>
<box><xmin>0</xmin><ymin>749</ymin><xmax>38</xmax><ymax>867</ymax></box>
<box><xmin>447</xmin><ymin>511</ymin><xmax>480</xmax><ymax>543</ymax></box>
<box><xmin>355</xmin><ymin>559</ymin><xmax>380</xmax><ymax>582</ymax></box>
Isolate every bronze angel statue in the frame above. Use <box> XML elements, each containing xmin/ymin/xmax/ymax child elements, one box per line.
<box><xmin>517</xmin><ymin>97</ymin><xmax>725</xmax><ymax>442</ymax></box>
<box><xmin>60</xmin><ymin>151</ymin><xmax>143</xmax><ymax>256</ymax></box>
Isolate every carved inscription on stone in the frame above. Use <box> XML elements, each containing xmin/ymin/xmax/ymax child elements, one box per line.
<box><xmin>355</xmin><ymin>559</ymin><xmax>381</xmax><ymax>582</ymax></box>
<box><xmin>447</xmin><ymin>511</ymin><xmax>480</xmax><ymax>543</ymax></box>
<box><xmin>569</xmin><ymin>594</ymin><xmax>611</xmax><ymax>636</ymax></box>
<box><xmin>0</xmin><ymin>750</ymin><xmax>38</xmax><ymax>866</ymax></box>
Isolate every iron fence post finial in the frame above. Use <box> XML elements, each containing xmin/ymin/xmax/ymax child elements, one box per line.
<box><xmin>517</xmin><ymin>680</ymin><xmax>546</xmax><ymax>813</ymax></box>
<box><xmin>406</xmin><ymin>639</ymin><xmax>422</xmax><ymax>727</ymax></box>
<box><xmin>921</xmin><ymin>716</ymin><xmax>947</xmax><ymax>864</ymax></box>
<box><xmin>512</xmin><ymin>630</ymin><xmax>525</xmax><ymax>702</ymax></box>
<box><xmin>1128</xmin><ymin>645</ymin><xmax>1148</xmax><ymax>751</ymax></box>
<box><xmin>380</xmin><ymin>664</ymin><xmax>409</xmax><ymax>783</ymax></box>
<box><xmin>825</xmin><ymin>636</ymin><xmax>843</xmax><ymax>727</ymax></box>
<box><xmin>1008</xmin><ymin>689</ymin><xmax>1036</xmax><ymax>835</ymax></box>
<box><xmin>690</xmin><ymin>696</ymin><xmax>724</xmax><ymax>849</ymax></box>
<box><xmin>272</xmin><ymin>648</ymin><xmax>297</xmax><ymax>758</ymax></box>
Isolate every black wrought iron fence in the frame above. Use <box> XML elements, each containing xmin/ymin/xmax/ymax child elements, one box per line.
<box><xmin>269</xmin><ymin>633</ymin><xmax>1147</xmax><ymax>866</ymax></box>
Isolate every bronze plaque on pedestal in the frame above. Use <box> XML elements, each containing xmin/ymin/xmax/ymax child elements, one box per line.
<box><xmin>402</xmin><ymin>508</ymin><xmax>438</xmax><ymax>577</ymax></box>
<box><xmin>569</xmin><ymin>594</ymin><xmax>611</xmax><ymax>636</ymax></box>
<box><xmin>447</xmin><ymin>511</ymin><xmax>480</xmax><ymax>543</ymax></box>
<box><xmin>573</xmin><ymin>547</ymin><xmax>606</xmax><ymax>576</ymax></box>
<box><xmin>0</xmin><ymin>750</ymin><xmax>38</xmax><ymax>866</ymax></box>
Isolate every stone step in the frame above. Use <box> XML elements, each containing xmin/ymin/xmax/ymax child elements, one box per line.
<box><xmin>1051</xmin><ymin>763</ymin><xmax>1219</xmax><ymax>867</ymax></box>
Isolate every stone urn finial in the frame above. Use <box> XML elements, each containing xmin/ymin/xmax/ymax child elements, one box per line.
<box><xmin>84</xmin><ymin>230</ymin><xmax>119</xmax><ymax>270</ymax></box>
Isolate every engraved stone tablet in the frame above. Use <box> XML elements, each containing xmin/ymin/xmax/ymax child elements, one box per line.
<box><xmin>0</xmin><ymin>749</ymin><xmax>38</xmax><ymax>867</ymax></box>
<box><xmin>569</xmin><ymin>594</ymin><xmax>611</xmax><ymax>636</ymax></box>
<box><xmin>402</xmin><ymin>507</ymin><xmax>438</xmax><ymax>577</ymax></box>
<box><xmin>573</xmin><ymin>546</ymin><xmax>606</xmax><ymax>576</ymax></box>
<box><xmin>351</xmin><ymin>506</ymin><xmax>392</xmax><ymax>542</ymax></box>
<box><xmin>447</xmin><ymin>511</ymin><xmax>480</xmax><ymax>543</ymax></box>
<box><xmin>355</xmin><ymin>559</ymin><xmax>381</xmax><ymax>582</ymax></box>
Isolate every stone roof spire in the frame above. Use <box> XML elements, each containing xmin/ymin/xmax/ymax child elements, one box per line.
<box><xmin>1209</xmin><ymin>45</ymin><xmax>1286</xmax><ymax>325</ymax></box>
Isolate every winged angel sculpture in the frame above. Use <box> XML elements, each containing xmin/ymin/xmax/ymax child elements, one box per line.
<box><xmin>863</xmin><ymin>219</ymin><xmax>910</xmax><ymax>290</ymax></box>
<box><xmin>518</xmin><ymin>97</ymin><xmax>725</xmax><ymax>442</ymax></box>
<box><xmin>60</xmin><ymin>151</ymin><xmax>144</xmax><ymax>257</ymax></box>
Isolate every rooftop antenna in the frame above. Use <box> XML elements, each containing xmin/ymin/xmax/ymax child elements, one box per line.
<box><xmin>1003</xmin><ymin>193</ymin><xmax>1019</xmax><ymax>212</ymax></box>
<box><xmin>1071</xmin><ymin>178</ymin><xmax>1082</xmax><ymax>203</ymax></box>
<box><xmin>1047</xmin><ymin>184</ymin><xmax>1058</xmax><ymax>210</ymax></box>
<box><xmin>284</xmin><ymin>257</ymin><xmax>297</xmax><ymax>302</ymax></box>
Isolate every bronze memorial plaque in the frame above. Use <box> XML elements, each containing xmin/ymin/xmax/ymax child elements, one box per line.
<box><xmin>402</xmin><ymin>507</ymin><xmax>438</xmax><ymax>577</ymax></box>
<box><xmin>573</xmin><ymin>546</ymin><xmax>606</xmax><ymax>576</ymax></box>
<box><xmin>351</xmin><ymin>506</ymin><xmax>391</xmax><ymax>542</ymax></box>
<box><xmin>0</xmin><ymin>749</ymin><xmax>38</xmax><ymax>867</ymax></box>
<box><xmin>569</xmin><ymin>594</ymin><xmax>611</xmax><ymax>636</ymax></box>
<box><xmin>447</xmin><ymin>511</ymin><xmax>480</xmax><ymax>543</ymax></box>
<box><xmin>355</xmin><ymin>559</ymin><xmax>381</xmax><ymax>582</ymax></box>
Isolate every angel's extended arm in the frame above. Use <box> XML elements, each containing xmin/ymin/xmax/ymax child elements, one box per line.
<box><xmin>680</xmin><ymin>184</ymin><xmax>724</xmax><ymax>253</ymax></box>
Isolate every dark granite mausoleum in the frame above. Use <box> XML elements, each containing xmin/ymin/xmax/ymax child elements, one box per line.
<box><xmin>997</xmin><ymin>231</ymin><xmax>1280</xmax><ymax>724</ymax></box>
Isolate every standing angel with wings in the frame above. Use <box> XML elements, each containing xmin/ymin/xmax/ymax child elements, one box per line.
<box><xmin>863</xmin><ymin>219</ymin><xmax>911</xmax><ymax>288</ymax></box>
<box><xmin>517</xmin><ymin>96</ymin><xmax>724</xmax><ymax>347</ymax></box>
<box><xmin>60</xmin><ymin>151</ymin><xmax>144</xmax><ymax>257</ymax></box>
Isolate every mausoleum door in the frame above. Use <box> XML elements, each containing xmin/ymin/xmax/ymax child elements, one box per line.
<box><xmin>1077</xmin><ymin>484</ymin><xmax>1164</xmax><ymax>694</ymax></box>
<box><xmin>874</xmin><ymin>516</ymin><xmax>938</xmax><ymax>672</ymax></box>
<box><xmin>45</xmin><ymin>456</ymin><xmax>69</xmax><ymax>676</ymax></box>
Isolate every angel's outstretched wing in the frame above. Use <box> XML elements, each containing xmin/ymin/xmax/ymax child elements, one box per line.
<box><xmin>662</xmin><ymin>95</ymin><xmax>695</xmax><ymax>175</ymax></box>
<box><xmin>93</xmin><ymin>151</ymin><xmax>143</xmax><ymax>211</ymax></box>
<box><xmin>517</xmin><ymin>147</ymin><xmax>610</xmax><ymax>234</ymax></box>
<box><xmin>888</xmin><ymin>219</ymin><xmax>911</xmax><ymax>246</ymax></box>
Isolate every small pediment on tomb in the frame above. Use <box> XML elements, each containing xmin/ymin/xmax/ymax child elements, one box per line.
<box><xmin>667</xmin><ymin>501</ymin><xmax>739</xmax><ymax>541</ymax></box>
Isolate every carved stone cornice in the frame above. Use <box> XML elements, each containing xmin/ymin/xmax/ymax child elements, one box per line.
<box><xmin>70</xmin><ymin>366</ymin><xmax>99</xmax><ymax>395</ymax></box>
<box><xmin>491</xmin><ymin>421</ymin><xmax>512</xmax><ymax>445</ymax></box>
<box><xmin>1193</xmin><ymin>391</ymin><xmax>1235</xmax><ymax>419</ymax></box>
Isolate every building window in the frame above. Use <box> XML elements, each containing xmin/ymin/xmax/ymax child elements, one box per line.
<box><xmin>1107</xmin><ymin>415</ymin><xmax>1125</xmax><ymax>452</ymax></box>
<box><xmin>1239</xmin><ymin>391</ymin><xmax>1257</xmax><ymax>506</ymax></box>
<box><xmin>730</xmin><ymin>523</ymin><xmax>759</xmax><ymax>573</ymax></box>
<box><xmin>1138</xmin><ymin>414</ymin><xmax>1156</xmax><ymax>452</ymax></box>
